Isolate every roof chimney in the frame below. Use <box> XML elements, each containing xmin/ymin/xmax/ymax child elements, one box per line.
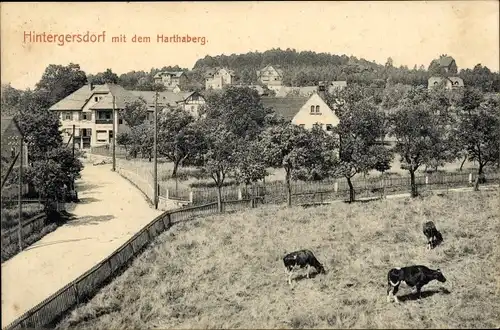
<box><xmin>89</xmin><ymin>82</ymin><xmax>94</xmax><ymax>91</ymax></box>
<box><xmin>318</xmin><ymin>81</ymin><xmax>326</xmax><ymax>98</ymax></box>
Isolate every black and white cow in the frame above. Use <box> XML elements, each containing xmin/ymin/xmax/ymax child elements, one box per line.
<box><xmin>423</xmin><ymin>221</ymin><xmax>444</xmax><ymax>249</ymax></box>
<box><xmin>386</xmin><ymin>265</ymin><xmax>447</xmax><ymax>303</ymax></box>
<box><xmin>283</xmin><ymin>249</ymin><xmax>326</xmax><ymax>285</ymax></box>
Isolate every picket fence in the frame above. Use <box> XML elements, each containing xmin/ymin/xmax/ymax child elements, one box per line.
<box><xmin>3</xmin><ymin>198</ymin><xmax>257</xmax><ymax>330</ymax></box>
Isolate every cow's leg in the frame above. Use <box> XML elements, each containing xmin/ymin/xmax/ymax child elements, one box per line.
<box><xmin>416</xmin><ymin>285</ymin><xmax>422</xmax><ymax>299</ymax></box>
<box><xmin>288</xmin><ymin>270</ymin><xmax>293</xmax><ymax>285</ymax></box>
<box><xmin>387</xmin><ymin>280</ymin><xmax>400</xmax><ymax>303</ymax></box>
<box><xmin>392</xmin><ymin>284</ymin><xmax>400</xmax><ymax>303</ymax></box>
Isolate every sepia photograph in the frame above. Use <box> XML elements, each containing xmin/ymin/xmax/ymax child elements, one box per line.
<box><xmin>1</xmin><ymin>1</ymin><xmax>499</xmax><ymax>329</ymax></box>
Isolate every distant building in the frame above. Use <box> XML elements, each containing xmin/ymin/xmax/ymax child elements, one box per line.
<box><xmin>205</xmin><ymin>68</ymin><xmax>236</xmax><ymax>90</ymax></box>
<box><xmin>274</xmin><ymin>81</ymin><xmax>347</xmax><ymax>98</ymax></box>
<box><xmin>428</xmin><ymin>76</ymin><xmax>464</xmax><ymax>90</ymax></box>
<box><xmin>256</xmin><ymin>65</ymin><xmax>284</xmax><ymax>92</ymax></box>
<box><xmin>153</xmin><ymin>71</ymin><xmax>189</xmax><ymax>91</ymax></box>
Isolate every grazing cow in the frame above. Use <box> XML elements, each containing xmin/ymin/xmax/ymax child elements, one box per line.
<box><xmin>423</xmin><ymin>221</ymin><xmax>444</xmax><ymax>249</ymax></box>
<box><xmin>386</xmin><ymin>265</ymin><xmax>447</xmax><ymax>303</ymax></box>
<box><xmin>283</xmin><ymin>249</ymin><xmax>326</xmax><ymax>285</ymax></box>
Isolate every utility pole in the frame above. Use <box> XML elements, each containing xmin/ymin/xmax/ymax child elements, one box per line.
<box><xmin>153</xmin><ymin>91</ymin><xmax>159</xmax><ymax>209</ymax></box>
<box><xmin>72</xmin><ymin>124</ymin><xmax>75</xmax><ymax>158</ymax></box>
<box><xmin>72</xmin><ymin>124</ymin><xmax>76</xmax><ymax>193</ymax></box>
<box><xmin>112</xmin><ymin>95</ymin><xmax>116</xmax><ymax>172</ymax></box>
<box><xmin>17</xmin><ymin>136</ymin><xmax>23</xmax><ymax>252</ymax></box>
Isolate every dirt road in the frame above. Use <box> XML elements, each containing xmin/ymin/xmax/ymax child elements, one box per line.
<box><xmin>1</xmin><ymin>162</ymin><xmax>164</xmax><ymax>327</ymax></box>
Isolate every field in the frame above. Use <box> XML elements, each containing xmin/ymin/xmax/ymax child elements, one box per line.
<box><xmin>57</xmin><ymin>189</ymin><xmax>500</xmax><ymax>329</ymax></box>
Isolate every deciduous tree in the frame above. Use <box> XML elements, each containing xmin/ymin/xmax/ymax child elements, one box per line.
<box><xmin>455</xmin><ymin>89</ymin><xmax>500</xmax><ymax>190</ymax></box>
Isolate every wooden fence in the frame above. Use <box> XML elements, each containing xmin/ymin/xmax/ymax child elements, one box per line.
<box><xmin>2</xmin><ymin>198</ymin><xmax>257</xmax><ymax>330</ymax></box>
<box><xmin>190</xmin><ymin>171</ymin><xmax>500</xmax><ymax>205</ymax></box>
<box><xmin>1</xmin><ymin>213</ymin><xmax>46</xmax><ymax>247</ymax></box>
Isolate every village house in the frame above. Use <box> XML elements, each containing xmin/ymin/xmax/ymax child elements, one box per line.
<box><xmin>49</xmin><ymin>83</ymin><xmax>206</xmax><ymax>148</ymax></box>
<box><xmin>153</xmin><ymin>71</ymin><xmax>189</xmax><ymax>91</ymax></box>
<box><xmin>261</xmin><ymin>82</ymin><xmax>340</xmax><ymax>134</ymax></box>
<box><xmin>256</xmin><ymin>65</ymin><xmax>284</xmax><ymax>92</ymax></box>
<box><xmin>428</xmin><ymin>55</ymin><xmax>464</xmax><ymax>90</ymax></box>
<box><xmin>130</xmin><ymin>90</ymin><xmax>206</xmax><ymax>118</ymax></box>
<box><xmin>1</xmin><ymin>117</ymin><xmax>29</xmax><ymax>195</ymax></box>
<box><xmin>1</xmin><ymin>117</ymin><xmax>28</xmax><ymax>167</ymax></box>
<box><xmin>205</xmin><ymin>68</ymin><xmax>235</xmax><ymax>90</ymax></box>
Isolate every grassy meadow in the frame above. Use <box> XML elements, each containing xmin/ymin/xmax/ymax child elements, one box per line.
<box><xmin>57</xmin><ymin>189</ymin><xmax>500</xmax><ymax>329</ymax></box>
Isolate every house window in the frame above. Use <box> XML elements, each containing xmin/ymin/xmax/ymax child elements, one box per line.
<box><xmin>94</xmin><ymin>96</ymin><xmax>103</xmax><ymax>102</ymax></box>
<box><xmin>96</xmin><ymin>130</ymin><xmax>107</xmax><ymax>143</ymax></box>
<box><xmin>109</xmin><ymin>130</ymin><xmax>113</xmax><ymax>139</ymax></box>
<box><xmin>82</xmin><ymin>112</ymin><xmax>90</xmax><ymax>120</ymax></box>
<box><xmin>326</xmin><ymin>124</ymin><xmax>333</xmax><ymax>131</ymax></box>
<box><xmin>118</xmin><ymin>118</ymin><xmax>123</xmax><ymax>125</ymax></box>
<box><xmin>316</xmin><ymin>106</ymin><xmax>320</xmax><ymax>113</ymax></box>
<box><xmin>81</xmin><ymin>128</ymin><xmax>92</xmax><ymax>137</ymax></box>
<box><xmin>62</xmin><ymin>112</ymin><xmax>72</xmax><ymax>120</ymax></box>
<box><xmin>97</xmin><ymin>111</ymin><xmax>111</xmax><ymax>120</ymax></box>
<box><xmin>310</xmin><ymin>105</ymin><xmax>315</xmax><ymax>113</ymax></box>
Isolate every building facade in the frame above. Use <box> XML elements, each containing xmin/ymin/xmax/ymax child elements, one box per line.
<box><xmin>256</xmin><ymin>65</ymin><xmax>284</xmax><ymax>92</ymax></box>
<box><xmin>153</xmin><ymin>71</ymin><xmax>189</xmax><ymax>90</ymax></box>
<box><xmin>428</xmin><ymin>76</ymin><xmax>465</xmax><ymax>90</ymax></box>
<box><xmin>205</xmin><ymin>68</ymin><xmax>235</xmax><ymax>90</ymax></box>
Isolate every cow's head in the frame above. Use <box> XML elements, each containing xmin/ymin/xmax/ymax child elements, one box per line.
<box><xmin>434</xmin><ymin>269</ymin><xmax>446</xmax><ymax>282</ymax></box>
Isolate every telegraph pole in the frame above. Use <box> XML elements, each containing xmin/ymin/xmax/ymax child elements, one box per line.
<box><xmin>17</xmin><ymin>137</ymin><xmax>23</xmax><ymax>252</ymax></box>
<box><xmin>153</xmin><ymin>91</ymin><xmax>159</xmax><ymax>209</ymax></box>
<box><xmin>72</xmin><ymin>125</ymin><xmax>76</xmax><ymax>158</ymax></box>
<box><xmin>112</xmin><ymin>95</ymin><xmax>116</xmax><ymax>172</ymax></box>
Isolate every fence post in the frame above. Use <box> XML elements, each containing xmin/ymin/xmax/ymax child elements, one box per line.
<box><xmin>468</xmin><ymin>173</ymin><xmax>473</xmax><ymax>184</ymax></box>
<box><xmin>189</xmin><ymin>191</ymin><xmax>194</xmax><ymax>204</ymax></box>
<box><xmin>166</xmin><ymin>188</ymin><xmax>169</xmax><ymax>199</ymax></box>
<box><xmin>238</xmin><ymin>188</ymin><xmax>242</xmax><ymax>200</ymax></box>
<box><xmin>425</xmin><ymin>176</ymin><xmax>429</xmax><ymax>185</ymax></box>
<box><xmin>334</xmin><ymin>182</ymin><xmax>338</xmax><ymax>193</ymax></box>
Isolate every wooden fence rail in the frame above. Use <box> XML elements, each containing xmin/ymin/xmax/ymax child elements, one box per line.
<box><xmin>2</xmin><ymin>198</ymin><xmax>257</xmax><ymax>330</ymax></box>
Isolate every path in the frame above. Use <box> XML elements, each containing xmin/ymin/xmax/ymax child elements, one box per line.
<box><xmin>1</xmin><ymin>161</ymin><xmax>164</xmax><ymax>328</ymax></box>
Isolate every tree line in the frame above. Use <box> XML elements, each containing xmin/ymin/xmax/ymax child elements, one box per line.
<box><xmin>1</xmin><ymin>64</ymin><xmax>84</xmax><ymax>216</ymax></box>
<box><xmin>116</xmin><ymin>84</ymin><xmax>500</xmax><ymax>207</ymax></box>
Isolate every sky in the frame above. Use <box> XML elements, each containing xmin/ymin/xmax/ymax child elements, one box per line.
<box><xmin>1</xmin><ymin>1</ymin><xmax>499</xmax><ymax>90</ymax></box>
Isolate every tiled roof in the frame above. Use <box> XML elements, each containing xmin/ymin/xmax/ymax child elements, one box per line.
<box><xmin>49</xmin><ymin>85</ymin><xmax>95</xmax><ymax>111</ymax></box>
<box><xmin>90</xmin><ymin>84</ymin><xmax>140</xmax><ymax>110</ymax></box>
<box><xmin>261</xmin><ymin>96</ymin><xmax>308</xmax><ymax>121</ymax></box>
<box><xmin>49</xmin><ymin>84</ymin><xmax>129</xmax><ymax>111</ymax></box>
<box><xmin>129</xmin><ymin>91</ymin><xmax>195</xmax><ymax>108</ymax></box>
<box><xmin>154</xmin><ymin>71</ymin><xmax>184</xmax><ymax>79</ymax></box>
